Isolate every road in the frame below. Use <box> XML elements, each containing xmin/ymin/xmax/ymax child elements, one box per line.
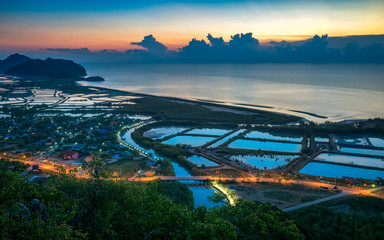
<box><xmin>18</xmin><ymin>159</ymin><xmax>64</xmax><ymax>176</ymax></box>
<box><xmin>127</xmin><ymin>175</ymin><xmax>384</xmax><ymax>209</ymax></box>
<box><xmin>283</xmin><ymin>185</ymin><xmax>384</xmax><ymax>212</ymax></box>
<box><xmin>283</xmin><ymin>192</ymin><xmax>350</xmax><ymax>212</ymax></box>
<box><xmin>116</xmin><ymin>121</ymin><xmax>157</xmax><ymax>159</ymax></box>
<box><xmin>13</xmin><ymin>156</ymin><xmax>384</xmax><ymax>210</ymax></box>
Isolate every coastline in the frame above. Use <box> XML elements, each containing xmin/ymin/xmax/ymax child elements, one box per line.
<box><xmin>1</xmin><ymin>74</ymin><xmax>381</xmax><ymax>124</ymax></box>
<box><xmin>80</xmin><ymin>84</ymin><xmax>312</xmax><ymax>123</ymax></box>
<box><xmin>84</xmin><ymin>84</ymin><xmax>383</xmax><ymax>124</ymax></box>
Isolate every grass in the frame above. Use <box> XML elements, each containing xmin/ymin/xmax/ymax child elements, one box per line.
<box><xmin>107</xmin><ymin>158</ymin><xmax>146</xmax><ymax>178</ymax></box>
<box><xmin>263</xmin><ymin>191</ymin><xmax>295</xmax><ymax>201</ymax></box>
<box><xmin>122</xmin><ymin>97</ymin><xmax>300</xmax><ymax>124</ymax></box>
<box><xmin>300</xmin><ymin>195</ymin><xmax>320</xmax><ymax>202</ymax></box>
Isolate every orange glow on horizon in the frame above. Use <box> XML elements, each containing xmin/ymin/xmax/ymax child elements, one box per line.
<box><xmin>2</xmin><ymin>32</ymin><xmax>384</xmax><ymax>52</ymax></box>
<box><xmin>1</xmin><ymin>0</ymin><xmax>383</xmax><ymax>52</ymax></box>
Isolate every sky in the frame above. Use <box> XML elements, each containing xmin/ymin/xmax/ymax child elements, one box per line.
<box><xmin>0</xmin><ymin>0</ymin><xmax>384</xmax><ymax>52</ymax></box>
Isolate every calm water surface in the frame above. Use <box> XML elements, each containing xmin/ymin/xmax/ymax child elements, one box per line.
<box><xmin>189</xmin><ymin>186</ymin><xmax>223</xmax><ymax>208</ymax></box>
<box><xmin>228</xmin><ymin>139</ymin><xmax>302</xmax><ymax>153</ymax></box>
<box><xmin>82</xmin><ymin>63</ymin><xmax>384</xmax><ymax>122</ymax></box>
<box><xmin>231</xmin><ymin>154</ymin><xmax>298</xmax><ymax>169</ymax></box>
<box><xmin>300</xmin><ymin>162</ymin><xmax>384</xmax><ymax>180</ymax></box>
<box><xmin>245</xmin><ymin>131</ymin><xmax>302</xmax><ymax>142</ymax></box>
<box><xmin>315</xmin><ymin>153</ymin><xmax>384</xmax><ymax>169</ymax></box>
<box><xmin>186</xmin><ymin>128</ymin><xmax>231</xmax><ymax>136</ymax></box>
<box><xmin>340</xmin><ymin>147</ymin><xmax>384</xmax><ymax>157</ymax></box>
<box><xmin>163</xmin><ymin>135</ymin><xmax>217</xmax><ymax>147</ymax></box>
<box><xmin>208</xmin><ymin>129</ymin><xmax>246</xmax><ymax>148</ymax></box>
<box><xmin>143</xmin><ymin>126</ymin><xmax>188</xmax><ymax>139</ymax></box>
<box><xmin>369</xmin><ymin>138</ymin><xmax>384</xmax><ymax>148</ymax></box>
<box><xmin>187</xmin><ymin>155</ymin><xmax>219</xmax><ymax>167</ymax></box>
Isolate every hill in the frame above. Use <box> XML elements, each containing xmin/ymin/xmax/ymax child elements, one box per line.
<box><xmin>5</xmin><ymin>57</ymin><xmax>87</xmax><ymax>77</ymax></box>
<box><xmin>0</xmin><ymin>53</ymin><xmax>30</xmax><ymax>72</ymax></box>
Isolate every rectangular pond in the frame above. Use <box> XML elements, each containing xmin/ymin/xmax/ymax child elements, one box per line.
<box><xmin>299</xmin><ymin>162</ymin><xmax>384</xmax><ymax>180</ymax></box>
<box><xmin>186</xmin><ymin>128</ymin><xmax>231</xmax><ymax>136</ymax></box>
<box><xmin>369</xmin><ymin>137</ymin><xmax>384</xmax><ymax>148</ymax></box>
<box><xmin>230</xmin><ymin>154</ymin><xmax>299</xmax><ymax>169</ymax></box>
<box><xmin>187</xmin><ymin>155</ymin><xmax>219</xmax><ymax>167</ymax></box>
<box><xmin>315</xmin><ymin>153</ymin><xmax>384</xmax><ymax>169</ymax></box>
<box><xmin>163</xmin><ymin>135</ymin><xmax>217</xmax><ymax>147</ymax></box>
<box><xmin>208</xmin><ymin>129</ymin><xmax>246</xmax><ymax>148</ymax></box>
<box><xmin>315</xmin><ymin>137</ymin><xmax>329</xmax><ymax>143</ymax></box>
<box><xmin>245</xmin><ymin>130</ymin><xmax>302</xmax><ymax>142</ymax></box>
<box><xmin>335</xmin><ymin>136</ymin><xmax>368</xmax><ymax>146</ymax></box>
<box><xmin>143</xmin><ymin>126</ymin><xmax>188</xmax><ymax>139</ymax></box>
<box><xmin>340</xmin><ymin>147</ymin><xmax>384</xmax><ymax>157</ymax></box>
<box><xmin>228</xmin><ymin>139</ymin><xmax>302</xmax><ymax>153</ymax></box>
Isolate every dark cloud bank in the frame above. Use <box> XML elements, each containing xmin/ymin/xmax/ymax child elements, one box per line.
<box><xmin>44</xmin><ymin>33</ymin><xmax>384</xmax><ymax>63</ymax></box>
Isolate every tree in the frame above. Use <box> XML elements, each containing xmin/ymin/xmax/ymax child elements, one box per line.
<box><xmin>82</xmin><ymin>155</ymin><xmax>111</xmax><ymax>179</ymax></box>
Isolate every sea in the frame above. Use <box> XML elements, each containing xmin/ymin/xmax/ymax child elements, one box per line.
<box><xmin>80</xmin><ymin>63</ymin><xmax>384</xmax><ymax>122</ymax></box>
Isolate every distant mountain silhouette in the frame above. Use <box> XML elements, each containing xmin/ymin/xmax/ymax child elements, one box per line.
<box><xmin>5</xmin><ymin>57</ymin><xmax>87</xmax><ymax>77</ymax></box>
<box><xmin>0</xmin><ymin>53</ymin><xmax>30</xmax><ymax>72</ymax></box>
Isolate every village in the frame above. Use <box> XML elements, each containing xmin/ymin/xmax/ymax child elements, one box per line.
<box><xmin>1</xmin><ymin>77</ymin><xmax>384</xmax><ymax>210</ymax></box>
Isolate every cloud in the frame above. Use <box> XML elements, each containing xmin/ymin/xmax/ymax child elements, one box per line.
<box><xmin>207</xmin><ymin>34</ymin><xmax>225</xmax><ymax>47</ymax></box>
<box><xmin>37</xmin><ymin>33</ymin><xmax>384</xmax><ymax>64</ymax></box>
<box><xmin>44</xmin><ymin>48</ymin><xmax>91</xmax><ymax>54</ymax></box>
<box><xmin>229</xmin><ymin>33</ymin><xmax>259</xmax><ymax>49</ymax></box>
<box><xmin>131</xmin><ymin>35</ymin><xmax>167</xmax><ymax>54</ymax></box>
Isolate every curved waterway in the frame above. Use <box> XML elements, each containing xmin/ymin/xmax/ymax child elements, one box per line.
<box><xmin>122</xmin><ymin>125</ymin><xmax>222</xmax><ymax>208</ymax></box>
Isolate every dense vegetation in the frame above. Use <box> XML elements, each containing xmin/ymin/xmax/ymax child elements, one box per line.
<box><xmin>122</xmin><ymin>97</ymin><xmax>300</xmax><ymax>124</ymax></box>
<box><xmin>291</xmin><ymin>196</ymin><xmax>384</xmax><ymax>240</ymax></box>
<box><xmin>156</xmin><ymin>181</ymin><xmax>194</xmax><ymax>209</ymax></box>
<box><xmin>0</xmin><ymin>159</ymin><xmax>304</xmax><ymax>239</ymax></box>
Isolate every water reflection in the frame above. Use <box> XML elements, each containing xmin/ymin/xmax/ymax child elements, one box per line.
<box><xmin>189</xmin><ymin>186</ymin><xmax>223</xmax><ymax>208</ymax></box>
<box><xmin>229</xmin><ymin>139</ymin><xmax>302</xmax><ymax>153</ymax></box>
<box><xmin>300</xmin><ymin>162</ymin><xmax>384</xmax><ymax>180</ymax></box>
<box><xmin>83</xmin><ymin>63</ymin><xmax>384</xmax><ymax>122</ymax></box>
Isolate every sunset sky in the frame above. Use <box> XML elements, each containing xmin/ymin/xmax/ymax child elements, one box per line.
<box><xmin>1</xmin><ymin>0</ymin><xmax>383</xmax><ymax>51</ymax></box>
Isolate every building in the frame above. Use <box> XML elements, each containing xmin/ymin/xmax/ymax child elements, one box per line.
<box><xmin>63</xmin><ymin>150</ymin><xmax>79</xmax><ymax>160</ymax></box>
<box><xmin>84</xmin><ymin>154</ymin><xmax>95</xmax><ymax>162</ymax></box>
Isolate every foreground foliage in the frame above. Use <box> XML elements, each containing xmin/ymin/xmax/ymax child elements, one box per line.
<box><xmin>291</xmin><ymin>196</ymin><xmax>384</xmax><ymax>240</ymax></box>
<box><xmin>0</xmin><ymin>159</ymin><xmax>303</xmax><ymax>239</ymax></box>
